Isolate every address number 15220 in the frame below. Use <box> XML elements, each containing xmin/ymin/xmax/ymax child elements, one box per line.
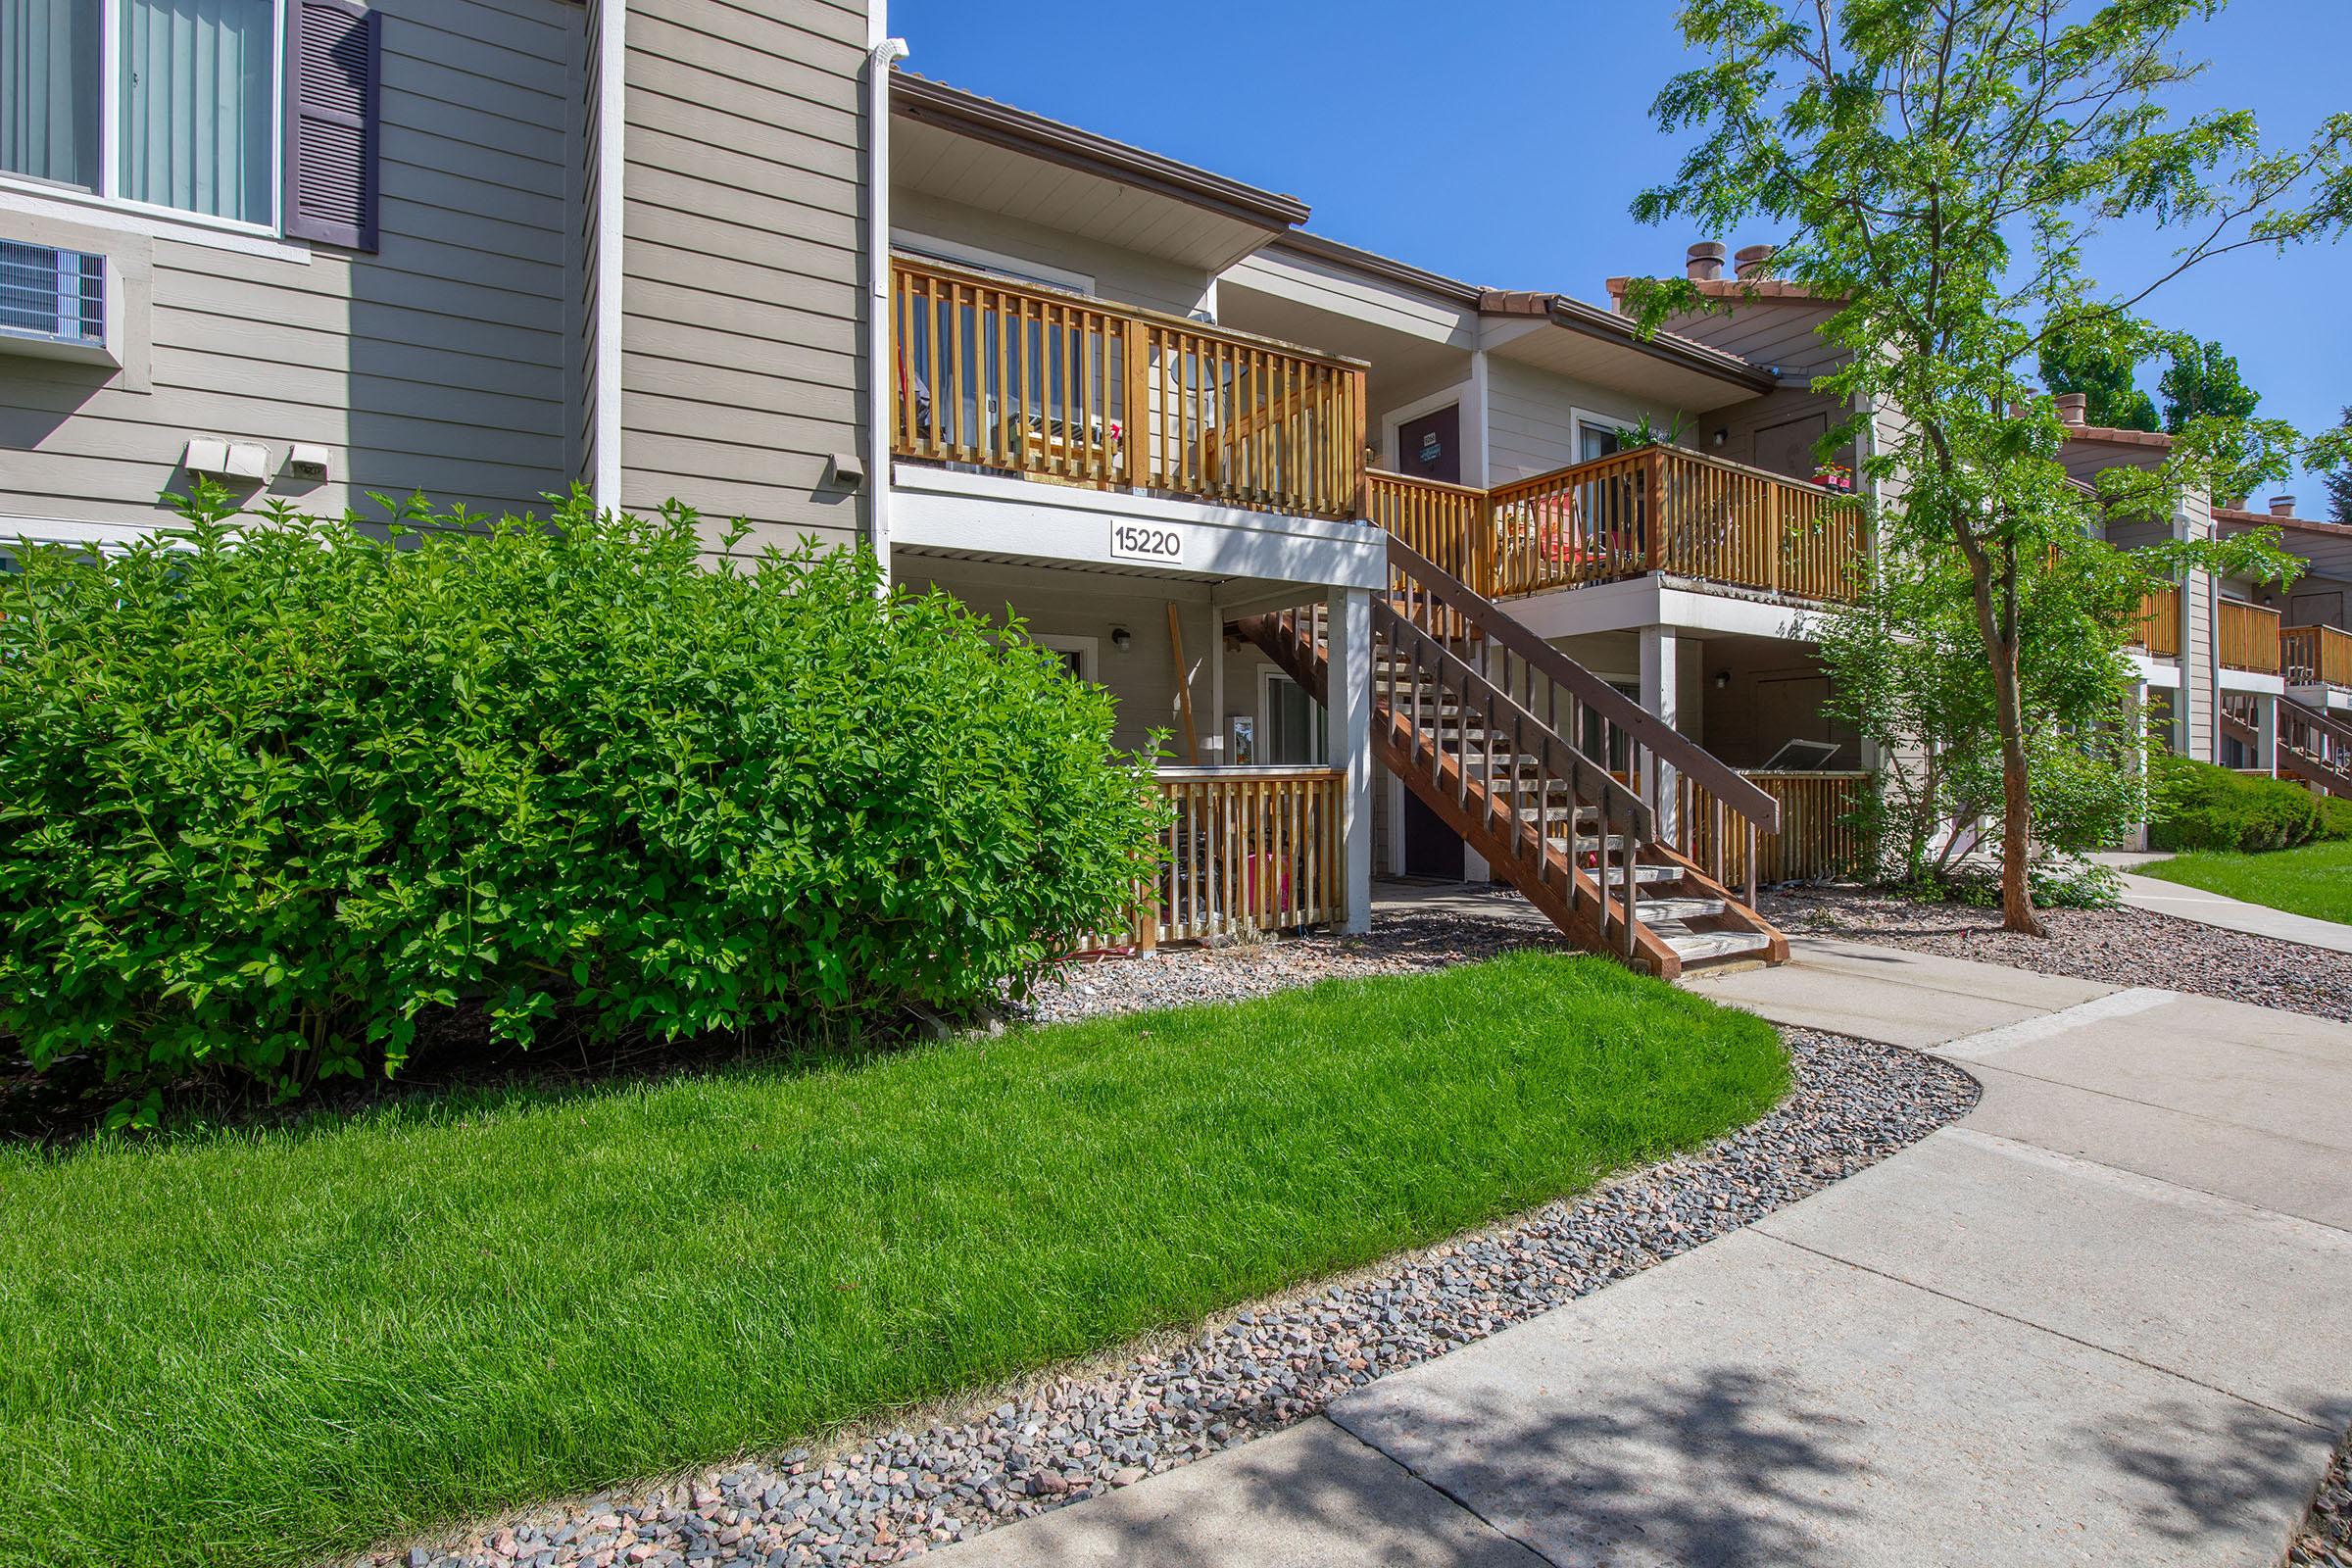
<box><xmin>1109</xmin><ymin>522</ymin><xmax>1183</xmax><ymax>564</ymax></box>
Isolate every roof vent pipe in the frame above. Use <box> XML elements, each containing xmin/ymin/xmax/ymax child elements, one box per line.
<box><xmin>1686</xmin><ymin>242</ymin><xmax>1726</xmax><ymax>282</ymax></box>
<box><xmin>2054</xmin><ymin>393</ymin><xmax>2088</xmax><ymax>427</ymax></box>
<box><xmin>2271</xmin><ymin>495</ymin><xmax>2297</xmax><ymax>517</ymax></box>
<box><xmin>1734</xmin><ymin>243</ymin><xmax>1776</xmax><ymax>279</ymax></box>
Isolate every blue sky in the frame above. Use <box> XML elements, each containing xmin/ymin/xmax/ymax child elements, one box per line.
<box><xmin>891</xmin><ymin>0</ymin><xmax>2352</xmax><ymax>506</ymax></box>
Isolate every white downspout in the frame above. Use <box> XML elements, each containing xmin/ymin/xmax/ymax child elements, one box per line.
<box><xmin>863</xmin><ymin>21</ymin><xmax>908</xmax><ymax>585</ymax></box>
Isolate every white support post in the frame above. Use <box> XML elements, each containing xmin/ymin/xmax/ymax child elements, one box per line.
<box><xmin>2124</xmin><ymin>679</ymin><xmax>2152</xmax><ymax>852</ymax></box>
<box><xmin>2256</xmin><ymin>693</ymin><xmax>2279</xmax><ymax>777</ymax></box>
<box><xmin>1639</xmin><ymin>623</ymin><xmax>1680</xmax><ymax>846</ymax></box>
<box><xmin>1327</xmin><ymin>585</ymin><xmax>1374</xmax><ymax>934</ymax></box>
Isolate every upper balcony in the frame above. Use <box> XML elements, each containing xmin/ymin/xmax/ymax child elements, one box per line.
<box><xmin>1363</xmin><ymin>449</ymin><xmax>1862</xmax><ymax>608</ymax></box>
<box><xmin>890</xmin><ymin>255</ymin><xmax>1368</xmax><ymax>522</ymax></box>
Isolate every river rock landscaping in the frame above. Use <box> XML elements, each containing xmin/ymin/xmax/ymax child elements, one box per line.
<box><xmin>354</xmin><ymin>1025</ymin><xmax>1976</xmax><ymax>1568</ymax></box>
<box><xmin>1760</xmin><ymin>885</ymin><xmax>2352</xmax><ymax>1023</ymax></box>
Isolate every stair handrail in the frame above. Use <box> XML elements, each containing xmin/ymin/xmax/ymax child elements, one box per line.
<box><xmin>2280</xmin><ymin>692</ymin><xmax>2352</xmax><ymax>755</ymax></box>
<box><xmin>1371</xmin><ymin>602</ymin><xmax>1653</xmax><ymax>957</ymax></box>
<box><xmin>1373</xmin><ymin>603</ymin><xmax>1655</xmax><ymax>843</ymax></box>
<box><xmin>1384</xmin><ymin>538</ymin><xmax>1785</xmax><ymax>834</ymax></box>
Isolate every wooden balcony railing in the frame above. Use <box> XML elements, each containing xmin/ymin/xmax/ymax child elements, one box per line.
<box><xmin>2282</xmin><ymin>622</ymin><xmax>2352</xmax><ymax>687</ymax></box>
<box><xmin>890</xmin><ymin>255</ymin><xmax>1366</xmax><ymax>519</ymax></box>
<box><xmin>2131</xmin><ymin>586</ymin><xmax>2182</xmax><ymax>658</ymax></box>
<box><xmin>1365</xmin><ymin>448</ymin><xmax>1861</xmax><ymax>606</ymax></box>
<box><xmin>2219</xmin><ymin>599</ymin><xmax>2282</xmax><ymax>675</ymax></box>
<box><xmin>1137</xmin><ymin>767</ymin><xmax>1344</xmax><ymax>947</ymax></box>
<box><xmin>1682</xmin><ymin>771</ymin><xmax>1870</xmax><ymax>886</ymax></box>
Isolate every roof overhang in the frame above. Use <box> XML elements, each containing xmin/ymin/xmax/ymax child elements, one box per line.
<box><xmin>1483</xmin><ymin>293</ymin><xmax>1779</xmax><ymax>413</ymax></box>
<box><xmin>890</xmin><ymin>74</ymin><xmax>1306</xmax><ymax>274</ymax></box>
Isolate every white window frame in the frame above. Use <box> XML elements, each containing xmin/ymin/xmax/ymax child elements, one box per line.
<box><xmin>1379</xmin><ymin>383</ymin><xmax>1472</xmax><ymax>471</ymax></box>
<box><xmin>1569</xmin><ymin>406</ymin><xmax>1640</xmax><ymax>464</ymax></box>
<box><xmin>0</xmin><ymin>0</ymin><xmax>287</xmax><ymax>241</ymax></box>
<box><xmin>1257</xmin><ymin>667</ymin><xmax>1329</xmax><ymax>766</ymax></box>
<box><xmin>890</xmin><ymin>229</ymin><xmax>1093</xmax><ymax>296</ymax></box>
<box><xmin>1035</xmin><ymin>633</ymin><xmax>1100</xmax><ymax>683</ymax></box>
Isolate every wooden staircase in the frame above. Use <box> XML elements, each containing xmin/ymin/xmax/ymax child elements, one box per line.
<box><xmin>1239</xmin><ymin>540</ymin><xmax>1788</xmax><ymax>979</ymax></box>
<box><xmin>2223</xmin><ymin>692</ymin><xmax>2352</xmax><ymax>799</ymax></box>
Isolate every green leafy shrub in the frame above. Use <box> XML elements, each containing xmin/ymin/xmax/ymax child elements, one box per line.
<box><xmin>0</xmin><ymin>489</ymin><xmax>1164</xmax><ymax>1102</ymax></box>
<box><xmin>2147</xmin><ymin>754</ymin><xmax>2323</xmax><ymax>853</ymax></box>
<box><xmin>2318</xmin><ymin>794</ymin><xmax>2352</xmax><ymax>843</ymax></box>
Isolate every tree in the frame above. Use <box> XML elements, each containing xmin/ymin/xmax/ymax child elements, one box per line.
<box><xmin>2038</xmin><ymin>332</ymin><xmax>2158</xmax><ymax>432</ymax></box>
<box><xmin>1625</xmin><ymin>0</ymin><xmax>2345</xmax><ymax>934</ymax></box>
<box><xmin>2328</xmin><ymin>409</ymin><xmax>2352</xmax><ymax>523</ymax></box>
<box><xmin>2160</xmin><ymin>337</ymin><xmax>2259</xmax><ymax>432</ymax></box>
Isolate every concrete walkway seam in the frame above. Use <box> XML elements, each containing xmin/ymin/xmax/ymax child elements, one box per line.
<box><xmin>1932</xmin><ymin>986</ymin><xmax>2177</xmax><ymax>1060</ymax></box>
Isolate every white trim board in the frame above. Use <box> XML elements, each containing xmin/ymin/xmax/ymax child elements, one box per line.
<box><xmin>889</xmin><ymin>465</ymin><xmax>1390</xmax><ymax>590</ymax></box>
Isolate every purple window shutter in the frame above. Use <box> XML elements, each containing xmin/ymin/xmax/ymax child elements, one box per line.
<box><xmin>283</xmin><ymin>0</ymin><xmax>381</xmax><ymax>251</ymax></box>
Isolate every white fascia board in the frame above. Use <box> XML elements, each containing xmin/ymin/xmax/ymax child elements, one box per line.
<box><xmin>2219</xmin><ymin>668</ymin><xmax>2286</xmax><ymax>695</ymax></box>
<box><xmin>1500</xmin><ymin>573</ymin><xmax>1829</xmax><ymax>642</ymax></box>
<box><xmin>2128</xmin><ymin>653</ymin><xmax>2183</xmax><ymax>689</ymax></box>
<box><xmin>889</xmin><ymin>465</ymin><xmax>1389</xmax><ymax>591</ymax></box>
<box><xmin>2287</xmin><ymin>682</ymin><xmax>2351</xmax><ymax>710</ymax></box>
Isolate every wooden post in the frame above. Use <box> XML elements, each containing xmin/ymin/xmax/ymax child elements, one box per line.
<box><xmin>1765</xmin><ymin>480</ymin><xmax>1782</xmax><ymax>595</ymax></box>
<box><xmin>1348</xmin><ymin>370</ymin><xmax>1370</xmax><ymax>520</ymax></box>
<box><xmin>1123</xmin><ymin>318</ymin><xmax>1149</xmax><ymax>489</ymax></box>
<box><xmin>1645</xmin><ymin>449</ymin><xmax>1667</xmax><ymax>572</ymax></box>
<box><xmin>1166</xmin><ymin>602</ymin><xmax>1200</xmax><ymax>764</ymax></box>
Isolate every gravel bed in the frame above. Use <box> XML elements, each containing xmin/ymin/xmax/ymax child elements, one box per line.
<box><xmin>1016</xmin><ymin>904</ymin><xmax>1562</xmax><ymax>1024</ymax></box>
<box><xmin>2292</xmin><ymin>1427</ymin><xmax>2352</xmax><ymax>1568</ymax></box>
<box><xmin>1761</xmin><ymin>885</ymin><xmax>2352</xmax><ymax>1023</ymax></box>
<box><xmin>358</xmin><ymin>1024</ymin><xmax>1977</xmax><ymax>1568</ymax></box>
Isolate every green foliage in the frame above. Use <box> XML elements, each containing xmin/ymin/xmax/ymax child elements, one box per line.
<box><xmin>2159</xmin><ymin>337</ymin><xmax>2260</xmax><ymax>434</ymax></box>
<box><xmin>2319</xmin><ymin>793</ymin><xmax>2352</xmax><ymax>842</ymax></box>
<box><xmin>0</xmin><ymin>953</ymin><xmax>1787</xmax><ymax>1568</ymax></box>
<box><xmin>1913</xmin><ymin>858</ymin><xmax>2122</xmax><ymax>909</ymax></box>
<box><xmin>2039</xmin><ymin>329</ymin><xmax>2158</xmax><ymax>432</ymax></box>
<box><xmin>1624</xmin><ymin>0</ymin><xmax>2349</xmax><ymax>928</ymax></box>
<box><xmin>0</xmin><ymin>487</ymin><xmax>1164</xmax><ymax>1102</ymax></box>
<box><xmin>1821</xmin><ymin>517</ymin><xmax>2161</xmax><ymax>884</ymax></box>
<box><xmin>2147</xmin><ymin>754</ymin><xmax>2324</xmax><ymax>853</ymax></box>
<box><xmin>1613</xmin><ymin>410</ymin><xmax>1691</xmax><ymax>451</ymax></box>
<box><xmin>2328</xmin><ymin>409</ymin><xmax>2352</xmax><ymax>523</ymax></box>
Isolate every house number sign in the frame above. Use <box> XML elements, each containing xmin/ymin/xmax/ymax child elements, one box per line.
<box><xmin>1109</xmin><ymin>521</ymin><xmax>1184</xmax><ymax>564</ymax></box>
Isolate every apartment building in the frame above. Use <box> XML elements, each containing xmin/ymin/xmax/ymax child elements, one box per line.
<box><xmin>2</xmin><ymin>2</ymin><xmax>2280</xmax><ymax>971</ymax></box>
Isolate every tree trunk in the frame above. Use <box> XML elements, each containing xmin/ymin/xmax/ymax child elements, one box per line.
<box><xmin>1961</xmin><ymin>547</ymin><xmax>2047</xmax><ymax>938</ymax></box>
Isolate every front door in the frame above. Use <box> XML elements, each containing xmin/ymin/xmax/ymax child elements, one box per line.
<box><xmin>1753</xmin><ymin>413</ymin><xmax>1829</xmax><ymax>480</ymax></box>
<box><xmin>1401</xmin><ymin>790</ymin><xmax>1461</xmax><ymax>878</ymax></box>
<box><xmin>1396</xmin><ymin>405</ymin><xmax>1462</xmax><ymax>484</ymax></box>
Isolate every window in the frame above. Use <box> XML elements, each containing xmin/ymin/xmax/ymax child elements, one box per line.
<box><xmin>1034</xmin><ymin>635</ymin><xmax>1099</xmax><ymax>684</ymax></box>
<box><xmin>1260</xmin><ymin>671</ymin><xmax>1327</xmax><ymax>765</ymax></box>
<box><xmin>3</xmin><ymin>0</ymin><xmax>282</xmax><ymax>228</ymax></box>
<box><xmin>1576</xmin><ymin>413</ymin><xmax>1634</xmax><ymax>464</ymax></box>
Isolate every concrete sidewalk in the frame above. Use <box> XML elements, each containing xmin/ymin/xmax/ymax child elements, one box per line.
<box><xmin>2098</xmin><ymin>850</ymin><xmax>2352</xmax><ymax>954</ymax></box>
<box><xmin>940</xmin><ymin>939</ymin><xmax>2352</xmax><ymax>1567</ymax></box>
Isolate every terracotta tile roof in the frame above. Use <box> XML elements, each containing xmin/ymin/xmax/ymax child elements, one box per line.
<box><xmin>1602</xmin><ymin>275</ymin><xmax>1843</xmax><ymax>306</ymax></box>
<box><xmin>2063</xmin><ymin>425</ymin><xmax>2173</xmax><ymax>451</ymax></box>
<box><xmin>2217</xmin><ymin>507</ymin><xmax>2352</xmax><ymax>536</ymax></box>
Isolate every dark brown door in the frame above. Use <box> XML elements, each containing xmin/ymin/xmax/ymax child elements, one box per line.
<box><xmin>1753</xmin><ymin>413</ymin><xmax>1828</xmax><ymax>479</ymax></box>
<box><xmin>1401</xmin><ymin>791</ymin><xmax>1461</xmax><ymax>878</ymax></box>
<box><xmin>1396</xmin><ymin>405</ymin><xmax>1462</xmax><ymax>484</ymax></box>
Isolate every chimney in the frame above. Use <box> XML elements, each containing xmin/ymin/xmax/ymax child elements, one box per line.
<box><xmin>2270</xmin><ymin>495</ymin><xmax>2296</xmax><ymax>517</ymax></box>
<box><xmin>1686</xmin><ymin>241</ymin><xmax>1726</xmax><ymax>282</ymax></box>
<box><xmin>2054</xmin><ymin>393</ymin><xmax>2088</xmax><ymax>428</ymax></box>
<box><xmin>1734</xmin><ymin>243</ymin><xmax>1777</xmax><ymax>280</ymax></box>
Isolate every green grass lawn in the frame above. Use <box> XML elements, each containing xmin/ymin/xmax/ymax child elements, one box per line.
<box><xmin>0</xmin><ymin>953</ymin><xmax>1787</xmax><ymax>1568</ymax></box>
<box><xmin>2137</xmin><ymin>838</ymin><xmax>2352</xmax><ymax>925</ymax></box>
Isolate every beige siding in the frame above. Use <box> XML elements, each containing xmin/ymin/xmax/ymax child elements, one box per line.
<box><xmin>1484</xmin><ymin>357</ymin><xmax>1686</xmax><ymax>482</ymax></box>
<box><xmin>617</xmin><ymin>0</ymin><xmax>868</xmax><ymax>552</ymax></box>
<box><xmin>891</xmin><ymin>189</ymin><xmax>1214</xmax><ymax>321</ymax></box>
<box><xmin>0</xmin><ymin>0</ymin><xmax>581</xmax><ymax>537</ymax></box>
